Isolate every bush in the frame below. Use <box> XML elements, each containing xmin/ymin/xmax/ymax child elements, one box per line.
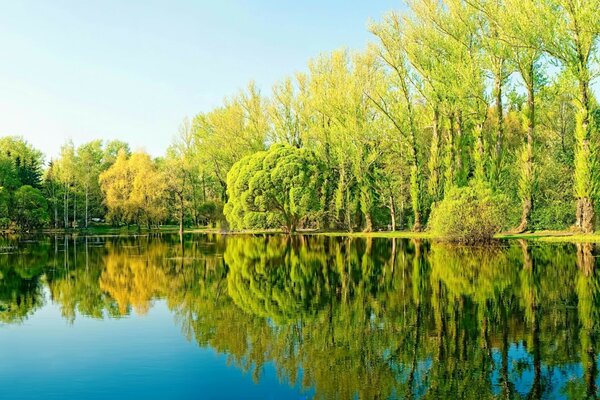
<box><xmin>428</xmin><ymin>182</ymin><xmax>508</xmax><ymax>243</ymax></box>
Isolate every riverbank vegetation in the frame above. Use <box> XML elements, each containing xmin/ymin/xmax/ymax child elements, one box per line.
<box><xmin>1</xmin><ymin>0</ymin><xmax>599</xmax><ymax>241</ymax></box>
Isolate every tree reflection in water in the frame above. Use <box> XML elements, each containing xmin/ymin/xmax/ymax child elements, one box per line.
<box><xmin>0</xmin><ymin>233</ymin><xmax>597</xmax><ymax>399</ymax></box>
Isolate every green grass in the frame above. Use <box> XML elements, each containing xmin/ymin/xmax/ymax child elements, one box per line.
<box><xmin>189</xmin><ymin>228</ymin><xmax>600</xmax><ymax>243</ymax></box>
<box><xmin>496</xmin><ymin>231</ymin><xmax>600</xmax><ymax>243</ymax></box>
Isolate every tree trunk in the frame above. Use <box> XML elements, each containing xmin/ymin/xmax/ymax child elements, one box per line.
<box><xmin>389</xmin><ymin>195</ymin><xmax>396</xmax><ymax>232</ymax></box>
<box><xmin>444</xmin><ymin>112</ymin><xmax>456</xmax><ymax>194</ymax></box>
<box><xmin>54</xmin><ymin>189</ymin><xmax>58</xmax><ymax>230</ymax></box>
<box><xmin>428</xmin><ymin>105</ymin><xmax>441</xmax><ymax>201</ymax></box>
<box><xmin>363</xmin><ymin>212</ymin><xmax>373</xmax><ymax>233</ymax></box>
<box><xmin>85</xmin><ymin>186</ymin><xmax>89</xmax><ymax>229</ymax></box>
<box><xmin>492</xmin><ymin>63</ymin><xmax>505</xmax><ymax>188</ymax></box>
<box><xmin>179</xmin><ymin>192</ymin><xmax>184</xmax><ymax>237</ymax></box>
<box><xmin>455</xmin><ymin>112</ymin><xmax>464</xmax><ymax>185</ymax></box>
<box><xmin>516</xmin><ymin>74</ymin><xmax>536</xmax><ymax>233</ymax></box>
<box><xmin>63</xmin><ymin>184</ymin><xmax>68</xmax><ymax>229</ymax></box>
<box><xmin>574</xmin><ymin>78</ymin><xmax>595</xmax><ymax>233</ymax></box>
<box><xmin>474</xmin><ymin>123</ymin><xmax>485</xmax><ymax>183</ymax></box>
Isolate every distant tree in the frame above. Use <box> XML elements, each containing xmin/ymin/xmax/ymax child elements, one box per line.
<box><xmin>100</xmin><ymin>150</ymin><xmax>168</xmax><ymax>228</ymax></box>
<box><xmin>102</xmin><ymin>140</ymin><xmax>131</xmax><ymax>170</ymax></box>
<box><xmin>0</xmin><ymin>155</ymin><xmax>20</xmax><ymax>191</ymax></box>
<box><xmin>13</xmin><ymin>185</ymin><xmax>49</xmax><ymax>230</ymax></box>
<box><xmin>55</xmin><ymin>141</ymin><xmax>77</xmax><ymax>228</ymax></box>
<box><xmin>43</xmin><ymin>160</ymin><xmax>61</xmax><ymax>228</ymax></box>
<box><xmin>0</xmin><ymin>136</ymin><xmax>43</xmax><ymax>188</ymax></box>
<box><xmin>0</xmin><ymin>187</ymin><xmax>10</xmax><ymax>228</ymax></box>
<box><xmin>76</xmin><ymin>140</ymin><xmax>104</xmax><ymax>228</ymax></box>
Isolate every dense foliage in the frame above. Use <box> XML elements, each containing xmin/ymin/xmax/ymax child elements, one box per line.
<box><xmin>1</xmin><ymin>0</ymin><xmax>600</xmax><ymax>236</ymax></box>
<box><xmin>428</xmin><ymin>183</ymin><xmax>508</xmax><ymax>242</ymax></box>
<box><xmin>224</xmin><ymin>144</ymin><xmax>321</xmax><ymax>232</ymax></box>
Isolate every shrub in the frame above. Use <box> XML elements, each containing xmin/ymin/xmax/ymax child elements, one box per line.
<box><xmin>428</xmin><ymin>182</ymin><xmax>508</xmax><ymax>243</ymax></box>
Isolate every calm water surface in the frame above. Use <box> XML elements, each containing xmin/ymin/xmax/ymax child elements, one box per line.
<box><xmin>0</xmin><ymin>234</ymin><xmax>598</xmax><ymax>399</ymax></box>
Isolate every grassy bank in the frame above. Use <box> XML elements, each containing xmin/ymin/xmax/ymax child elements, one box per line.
<box><xmin>16</xmin><ymin>225</ymin><xmax>600</xmax><ymax>244</ymax></box>
<box><xmin>187</xmin><ymin>228</ymin><xmax>600</xmax><ymax>243</ymax></box>
<box><xmin>39</xmin><ymin>224</ymin><xmax>183</xmax><ymax>236</ymax></box>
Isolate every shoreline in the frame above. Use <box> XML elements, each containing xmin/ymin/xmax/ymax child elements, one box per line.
<box><xmin>3</xmin><ymin>226</ymin><xmax>600</xmax><ymax>244</ymax></box>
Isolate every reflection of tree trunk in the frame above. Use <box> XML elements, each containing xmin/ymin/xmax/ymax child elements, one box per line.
<box><xmin>500</xmin><ymin>301</ymin><xmax>512</xmax><ymax>399</ymax></box>
<box><xmin>390</xmin><ymin>238</ymin><xmax>396</xmax><ymax>275</ymax></box>
<box><xmin>179</xmin><ymin>234</ymin><xmax>185</xmax><ymax>273</ymax></box>
<box><xmin>530</xmin><ymin>306</ymin><xmax>541</xmax><ymax>400</ymax></box>
<box><xmin>520</xmin><ymin>239</ymin><xmax>533</xmax><ymax>270</ymax></box>
<box><xmin>365</xmin><ymin>237</ymin><xmax>372</xmax><ymax>256</ymax></box>
<box><xmin>481</xmin><ymin>303</ymin><xmax>492</xmax><ymax>367</ymax></box>
<box><xmin>460</xmin><ymin>298</ymin><xmax>467</xmax><ymax>361</ymax></box>
<box><xmin>327</xmin><ymin>293</ymin><xmax>335</xmax><ymax>346</ymax></box>
<box><xmin>577</xmin><ymin>243</ymin><xmax>595</xmax><ymax>277</ymax></box>
<box><xmin>436</xmin><ymin>281</ymin><xmax>446</xmax><ymax>363</ymax></box>
<box><xmin>584</xmin><ymin>331</ymin><xmax>597</xmax><ymax>399</ymax></box>
<box><xmin>576</xmin><ymin>243</ymin><xmax>598</xmax><ymax>398</ymax></box>
<box><xmin>406</xmin><ymin>303</ymin><xmax>421</xmax><ymax>400</ymax></box>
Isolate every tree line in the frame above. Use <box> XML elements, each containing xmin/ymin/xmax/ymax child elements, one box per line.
<box><xmin>2</xmin><ymin>0</ymin><xmax>599</xmax><ymax>234</ymax></box>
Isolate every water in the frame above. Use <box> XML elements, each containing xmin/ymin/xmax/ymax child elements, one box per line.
<box><xmin>0</xmin><ymin>234</ymin><xmax>598</xmax><ymax>399</ymax></box>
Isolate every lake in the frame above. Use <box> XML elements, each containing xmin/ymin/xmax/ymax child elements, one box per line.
<box><xmin>0</xmin><ymin>233</ymin><xmax>597</xmax><ymax>399</ymax></box>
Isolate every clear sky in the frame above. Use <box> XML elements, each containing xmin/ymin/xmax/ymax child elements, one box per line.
<box><xmin>0</xmin><ymin>1</ymin><xmax>402</xmax><ymax>161</ymax></box>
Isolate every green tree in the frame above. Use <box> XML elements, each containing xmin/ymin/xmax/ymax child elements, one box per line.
<box><xmin>539</xmin><ymin>0</ymin><xmax>600</xmax><ymax>232</ymax></box>
<box><xmin>224</xmin><ymin>144</ymin><xmax>322</xmax><ymax>232</ymax></box>
<box><xmin>76</xmin><ymin>140</ymin><xmax>104</xmax><ymax>228</ymax></box>
<box><xmin>13</xmin><ymin>185</ymin><xmax>49</xmax><ymax>230</ymax></box>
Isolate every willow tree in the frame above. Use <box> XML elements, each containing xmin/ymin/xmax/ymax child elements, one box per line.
<box><xmin>399</xmin><ymin>13</ymin><xmax>446</xmax><ymax>203</ymax></box>
<box><xmin>300</xmin><ymin>50</ymin><xmax>385</xmax><ymax>231</ymax></box>
<box><xmin>467</xmin><ymin>0</ymin><xmax>512</xmax><ymax>189</ymax></box>
<box><xmin>539</xmin><ymin>0</ymin><xmax>600</xmax><ymax>232</ymax></box>
<box><xmin>370</xmin><ymin>14</ymin><xmax>425</xmax><ymax>231</ymax></box>
<box><xmin>268</xmin><ymin>77</ymin><xmax>307</xmax><ymax>147</ymax></box>
<box><xmin>408</xmin><ymin>0</ymin><xmax>490</xmax><ymax>185</ymax></box>
<box><xmin>192</xmin><ymin>82</ymin><xmax>268</xmax><ymax>202</ymax></box>
<box><xmin>99</xmin><ymin>150</ymin><xmax>168</xmax><ymax>227</ymax></box>
<box><xmin>494</xmin><ymin>0</ymin><xmax>546</xmax><ymax>231</ymax></box>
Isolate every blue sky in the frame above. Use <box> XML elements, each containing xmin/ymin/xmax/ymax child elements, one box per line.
<box><xmin>0</xmin><ymin>1</ymin><xmax>401</xmax><ymax>160</ymax></box>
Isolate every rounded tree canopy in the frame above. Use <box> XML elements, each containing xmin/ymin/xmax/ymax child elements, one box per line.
<box><xmin>224</xmin><ymin>144</ymin><xmax>322</xmax><ymax>232</ymax></box>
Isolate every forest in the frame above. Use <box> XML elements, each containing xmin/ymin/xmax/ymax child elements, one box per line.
<box><xmin>1</xmin><ymin>0</ymin><xmax>599</xmax><ymax>238</ymax></box>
